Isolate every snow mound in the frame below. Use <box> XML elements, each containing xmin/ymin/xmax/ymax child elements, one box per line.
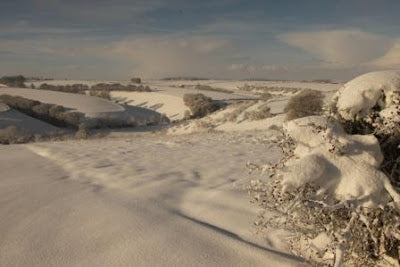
<box><xmin>282</xmin><ymin>116</ymin><xmax>399</xmax><ymax>206</ymax></box>
<box><xmin>335</xmin><ymin>70</ymin><xmax>400</xmax><ymax>120</ymax></box>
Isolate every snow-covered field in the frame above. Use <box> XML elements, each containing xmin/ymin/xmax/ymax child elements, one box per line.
<box><xmin>24</xmin><ymin>79</ymin><xmax>340</xmax><ymax>122</ymax></box>
<box><xmin>111</xmin><ymin>91</ymin><xmax>186</xmax><ymax>120</ymax></box>
<box><xmin>0</xmin><ymin>87</ymin><xmax>167</xmax><ymax>127</ymax></box>
<box><xmin>4</xmin><ymin>74</ymin><xmax>398</xmax><ymax>265</ymax></box>
<box><xmin>0</xmin><ymin>87</ymin><xmax>124</xmax><ymax>116</ymax></box>
<box><xmin>0</xmin><ymin>131</ymin><xmax>304</xmax><ymax>266</ymax></box>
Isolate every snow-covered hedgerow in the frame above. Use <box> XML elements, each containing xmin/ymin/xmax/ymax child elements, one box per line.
<box><xmin>249</xmin><ymin>116</ymin><xmax>400</xmax><ymax>265</ymax></box>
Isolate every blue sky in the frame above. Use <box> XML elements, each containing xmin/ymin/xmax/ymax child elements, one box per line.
<box><xmin>0</xmin><ymin>0</ymin><xmax>399</xmax><ymax>80</ymax></box>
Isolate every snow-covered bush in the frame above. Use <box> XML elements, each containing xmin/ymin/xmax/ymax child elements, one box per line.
<box><xmin>249</xmin><ymin>72</ymin><xmax>400</xmax><ymax>265</ymax></box>
<box><xmin>284</xmin><ymin>89</ymin><xmax>324</xmax><ymax>120</ymax></box>
<box><xmin>331</xmin><ymin>70</ymin><xmax>400</xmax><ymax>194</ymax></box>
<box><xmin>219</xmin><ymin>101</ymin><xmax>255</xmax><ymax>122</ymax></box>
<box><xmin>88</xmin><ymin>89</ymin><xmax>111</xmax><ymax>100</ymax></box>
<box><xmin>183</xmin><ymin>93</ymin><xmax>219</xmax><ymax>119</ymax></box>
<box><xmin>243</xmin><ymin>104</ymin><xmax>271</xmax><ymax>121</ymax></box>
<box><xmin>248</xmin><ymin>116</ymin><xmax>400</xmax><ymax>265</ymax></box>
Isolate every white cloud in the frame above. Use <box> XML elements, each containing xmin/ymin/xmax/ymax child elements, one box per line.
<box><xmin>278</xmin><ymin>30</ymin><xmax>394</xmax><ymax>66</ymax></box>
<box><xmin>110</xmin><ymin>35</ymin><xmax>236</xmax><ymax>78</ymax></box>
<box><xmin>367</xmin><ymin>41</ymin><xmax>400</xmax><ymax>68</ymax></box>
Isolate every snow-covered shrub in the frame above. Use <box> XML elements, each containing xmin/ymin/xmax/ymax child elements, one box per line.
<box><xmin>183</xmin><ymin>93</ymin><xmax>219</xmax><ymax>119</ymax></box>
<box><xmin>219</xmin><ymin>101</ymin><xmax>255</xmax><ymax>122</ymax></box>
<box><xmin>284</xmin><ymin>89</ymin><xmax>324</xmax><ymax>120</ymax></box>
<box><xmin>259</xmin><ymin>92</ymin><xmax>273</xmax><ymax>101</ymax></box>
<box><xmin>248</xmin><ymin>116</ymin><xmax>400</xmax><ymax>266</ymax></box>
<box><xmin>243</xmin><ymin>104</ymin><xmax>271</xmax><ymax>121</ymax></box>
<box><xmin>331</xmin><ymin>70</ymin><xmax>400</xmax><ymax>193</ymax></box>
<box><xmin>0</xmin><ymin>126</ymin><xmax>33</xmax><ymax>144</ymax></box>
<box><xmin>88</xmin><ymin>89</ymin><xmax>111</xmax><ymax>100</ymax></box>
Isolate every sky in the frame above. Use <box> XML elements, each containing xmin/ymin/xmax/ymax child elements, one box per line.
<box><xmin>0</xmin><ymin>0</ymin><xmax>400</xmax><ymax>81</ymax></box>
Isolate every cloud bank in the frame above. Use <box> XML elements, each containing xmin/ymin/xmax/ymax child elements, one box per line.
<box><xmin>278</xmin><ymin>30</ymin><xmax>395</xmax><ymax>66</ymax></box>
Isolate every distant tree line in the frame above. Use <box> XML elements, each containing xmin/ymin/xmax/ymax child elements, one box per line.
<box><xmin>39</xmin><ymin>83</ymin><xmax>89</xmax><ymax>94</ymax></box>
<box><xmin>0</xmin><ymin>74</ymin><xmax>152</xmax><ymax>93</ymax></box>
<box><xmin>162</xmin><ymin>77</ymin><xmax>209</xmax><ymax>81</ymax></box>
<box><xmin>91</xmin><ymin>83</ymin><xmax>151</xmax><ymax>92</ymax></box>
<box><xmin>31</xmin><ymin>82</ymin><xmax>152</xmax><ymax>94</ymax></box>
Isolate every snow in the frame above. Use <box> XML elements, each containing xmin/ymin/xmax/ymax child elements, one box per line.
<box><xmin>111</xmin><ymin>91</ymin><xmax>186</xmax><ymax>120</ymax></box>
<box><xmin>0</xmin><ymin>132</ymin><xmax>303</xmax><ymax>266</ymax></box>
<box><xmin>149</xmin><ymin>79</ymin><xmax>341</xmax><ymax>93</ymax></box>
<box><xmin>336</xmin><ymin>70</ymin><xmax>400</xmax><ymax>120</ymax></box>
<box><xmin>281</xmin><ymin>116</ymin><xmax>398</xmax><ymax>206</ymax></box>
<box><xmin>0</xmin><ymin>87</ymin><xmax>124</xmax><ymax>116</ymax></box>
<box><xmin>0</xmin><ymin>87</ymin><xmax>167</xmax><ymax>126</ymax></box>
<box><xmin>0</xmin><ymin>78</ymin><xmax>357</xmax><ymax>265</ymax></box>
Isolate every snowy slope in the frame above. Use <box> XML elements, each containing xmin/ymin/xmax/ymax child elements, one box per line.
<box><xmin>0</xmin><ymin>87</ymin><xmax>168</xmax><ymax>127</ymax></box>
<box><xmin>0</xmin><ymin>87</ymin><xmax>124</xmax><ymax>116</ymax></box>
<box><xmin>0</xmin><ymin>132</ymin><xmax>304</xmax><ymax>266</ymax></box>
<box><xmin>111</xmin><ymin>91</ymin><xmax>186</xmax><ymax>120</ymax></box>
